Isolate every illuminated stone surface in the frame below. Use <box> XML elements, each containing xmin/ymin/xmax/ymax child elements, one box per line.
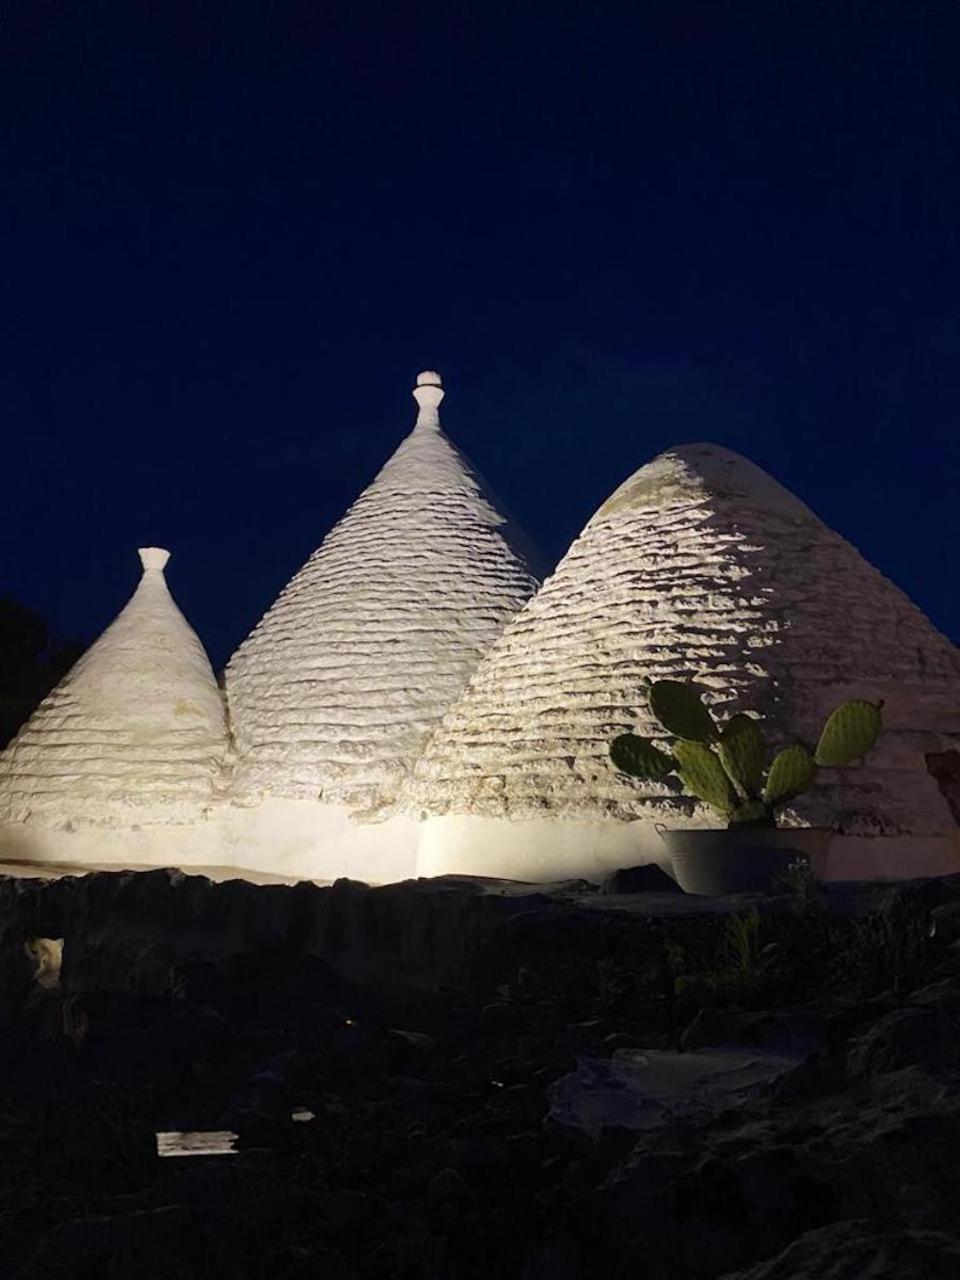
<box><xmin>156</xmin><ymin>1131</ymin><xmax>239</xmax><ymax>1157</ymax></box>
<box><xmin>224</xmin><ymin>372</ymin><xmax>538</xmax><ymax>879</ymax></box>
<box><xmin>2</xmin><ymin>429</ymin><xmax>958</xmax><ymax>886</ymax></box>
<box><xmin>0</xmin><ymin>548</ymin><xmax>228</xmax><ymax>851</ymax></box>
<box><xmin>411</xmin><ymin>444</ymin><xmax>960</xmax><ymax>880</ymax></box>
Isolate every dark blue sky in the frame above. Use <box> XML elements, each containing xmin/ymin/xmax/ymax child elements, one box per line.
<box><xmin>2</xmin><ymin>0</ymin><xmax>959</xmax><ymax>666</ymax></box>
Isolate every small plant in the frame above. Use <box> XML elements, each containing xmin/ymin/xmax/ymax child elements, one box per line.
<box><xmin>722</xmin><ymin>909</ymin><xmax>780</xmax><ymax>986</ymax></box>
<box><xmin>723</xmin><ymin>908</ymin><xmax>763</xmax><ymax>973</ymax></box>
<box><xmin>665</xmin><ymin>911</ymin><xmax>782</xmax><ymax>999</ymax></box>
<box><xmin>773</xmin><ymin>854</ymin><xmax>827</xmax><ymax>913</ymax></box>
<box><xmin>610</xmin><ymin>680</ymin><xmax>882</xmax><ymax>828</ymax></box>
<box><xmin>591</xmin><ymin>955</ymin><xmax>643</xmax><ymax>1015</ymax></box>
<box><xmin>835</xmin><ymin>894</ymin><xmax>932</xmax><ymax>995</ymax></box>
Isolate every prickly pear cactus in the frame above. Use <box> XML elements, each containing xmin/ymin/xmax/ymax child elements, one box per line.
<box><xmin>729</xmin><ymin>797</ymin><xmax>769</xmax><ymax>827</ymax></box>
<box><xmin>609</xmin><ymin>679</ymin><xmax>883</xmax><ymax>832</ymax></box>
<box><xmin>649</xmin><ymin>681</ymin><xmax>718</xmax><ymax>744</ymax></box>
<box><xmin>673</xmin><ymin>740</ymin><xmax>736</xmax><ymax>819</ymax></box>
<box><xmin>718</xmin><ymin>714</ymin><xmax>766</xmax><ymax>797</ymax></box>
<box><xmin>814</xmin><ymin>699</ymin><xmax>883</xmax><ymax>767</ymax></box>
<box><xmin>610</xmin><ymin>734</ymin><xmax>675</xmax><ymax>780</ymax></box>
<box><xmin>764</xmin><ymin>745</ymin><xmax>817</xmax><ymax>807</ymax></box>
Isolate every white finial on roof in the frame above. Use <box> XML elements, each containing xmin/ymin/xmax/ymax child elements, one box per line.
<box><xmin>139</xmin><ymin>547</ymin><xmax>171</xmax><ymax>574</ymax></box>
<box><xmin>412</xmin><ymin>370</ymin><xmax>444</xmax><ymax>428</ymax></box>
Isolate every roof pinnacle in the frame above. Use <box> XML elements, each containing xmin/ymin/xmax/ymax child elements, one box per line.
<box><xmin>412</xmin><ymin>370</ymin><xmax>444</xmax><ymax>427</ymax></box>
<box><xmin>139</xmin><ymin>547</ymin><xmax>171</xmax><ymax>574</ymax></box>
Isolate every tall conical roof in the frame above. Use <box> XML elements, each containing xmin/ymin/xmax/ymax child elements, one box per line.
<box><xmin>0</xmin><ymin>548</ymin><xmax>228</xmax><ymax>828</ymax></box>
<box><xmin>225</xmin><ymin>371</ymin><xmax>540</xmax><ymax>818</ymax></box>
<box><xmin>411</xmin><ymin>444</ymin><xmax>960</xmax><ymax>837</ymax></box>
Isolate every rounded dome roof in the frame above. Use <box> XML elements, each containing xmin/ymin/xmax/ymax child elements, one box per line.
<box><xmin>225</xmin><ymin>372</ymin><xmax>540</xmax><ymax>817</ymax></box>
<box><xmin>0</xmin><ymin>549</ymin><xmax>228</xmax><ymax>828</ymax></box>
<box><xmin>409</xmin><ymin>443</ymin><xmax>960</xmax><ymax>836</ymax></box>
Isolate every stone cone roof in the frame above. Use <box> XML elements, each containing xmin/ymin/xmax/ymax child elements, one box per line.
<box><xmin>0</xmin><ymin>548</ymin><xmax>228</xmax><ymax>828</ymax></box>
<box><xmin>410</xmin><ymin>444</ymin><xmax>960</xmax><ymax>836</ymax></box>
<box><xmin>224</xmin><ymin>372</ymin><xmax>540</xmax><ymax>818</ymax></box>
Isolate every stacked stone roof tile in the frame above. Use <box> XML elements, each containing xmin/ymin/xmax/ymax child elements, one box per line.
<box><xmin>0</xmin><ymin>548</ymin><xmax>228</xmax><ymax>828</ymax></box>
<box><xmin>224</xmin><ymin>372</ymin><xmax>540</xmax><ymax>817</ymax></box>
<box><xmin>409</xmin><ymin>445</ymin><xmax>960</xmax><ymax>836</ymax></box>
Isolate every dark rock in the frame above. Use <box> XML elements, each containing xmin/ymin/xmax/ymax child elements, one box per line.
<box><xmin>909</xmin><ymin>977</ymin><xmax>960</xmax><ymax>1014</ymax></box>
<box><xmin>480</xmin><ymin>1000</ymin><xmax>528</xmax><ymax>1033</ymax></box>
<box><xmin>601</xmin><ymin>1032</ymin><xmax>650</xmax><ymax>1052</ymax></box>
<box><xmin>521</xmin><ymin>1234</ymin><xmax>590</xmax><ymax>1280</ymax></box>
<box><xmin>6</xmin><ymin>865</ymin><xmax>960</xmax><ymax>1279</ymax></box>
<box><xmin>389</xmin><ymin>1028</ymin><xmax>438</xmax><ymax>1053</ymax></box>
<box><xmin>385</xmin><ymin>1076</ymin><xmax>459</xmax><ymax>1108</ymax></box>
<box><xmin>929</xmin><ymin>902</ymin><xmax>960</xmax><ymax>944</ymax></box>
<box><xmin>598</xmin><ymin>1138</ymin><xmax>835</xmax><ymax>1279</ymax></box>
<box><xmin>14</xmin><ymin>1206</ymin><xmax>207</xmax><ymax>1279</ymax></box>
<box><xmin>448</xmin><ymin>1133</ymin><xmax>510</xmax><ymax>1182</ymax></box>
<box><xmin>596</xmin><ymin>1124</ymin><xmax>638</xmax><ymax>1164</ymax></box>
<box><xmin>496</xmin><ymin>1082</ymin><xmax>544</xmax><ymax>1128</ymax></box>
<box><xmin>547</xmin><ymin>1050</ymin><xmax>801</xmax><ymax>1148</ymax></box>
<box><xmin>554</xmin><ymin>1019</ymin><xmax>620</xmax><ymax>1052</ymax></box>
<box><xmin>428</xmin><ymin>1167</ymin><xmax>475</xmax><ymax>1206</ymax></box>
<box><xmin>600</xmin><ymin>865</ymin><xmax>682</xmax><ymax>895</ymax></box>
<box><xmin>488</xmin><ymin>1055</ymin><xmax>546</xmax><ymax>1087</ymax></box>
<box><xmin>321</xmin><ymin>1187</ymin><xmax>380</xmax><ymax>1238</ymax></box>
<box><xmin>719</xmin><ymin>1218</ymin><xmax>960</xmax><ymax>1279</ymax></box>
<box><xmin>679</xmin><ymin>1007</ymin><xmax>824</xmax><ymax>1060</ymax></box>
<box><xmin>108</xmin><ymin>1001</ymin><xmax>234</xmax><ymax>1086</ymax></box>
<box><xmin>846</xmin><ymin>1007</ymin><xmax>960</xmax><ymax>1077</ymax></box>
<box><xmin>839</xmin><ymin>1065</ymin><xmax>960</xmax><ymax>1230</ymax></box>
<box><xmin>318</xmin><ymin>875</ymin><xmax>556</xmax><ymax>1002</ymax></box>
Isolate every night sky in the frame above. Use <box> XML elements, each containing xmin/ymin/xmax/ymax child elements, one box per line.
<box><xmin>2</xmin><ymin>1</ymin><xmax>959</xmax><ymax>668</ymax></box>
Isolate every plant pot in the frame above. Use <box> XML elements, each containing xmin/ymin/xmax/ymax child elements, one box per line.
<box><xmin>658</xmin><ymin>827</ymin><xmax>831</xmax><ymax>896</ymax></box>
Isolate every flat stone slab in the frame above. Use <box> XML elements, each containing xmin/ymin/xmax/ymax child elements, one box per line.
<box><xmin>573</xmin><ymin>884</ymin><xmax>888</xmax><ymax>919</ymax></box>
<box><xmin>156</xmin><ymin>1131</ymin><xmax>239</xmax><ymax>1158</ymax></box>
<box><xmin>547</xmin><ymin>1049</ymin><xmax>801</xmax><ymax>1143</ymax></box>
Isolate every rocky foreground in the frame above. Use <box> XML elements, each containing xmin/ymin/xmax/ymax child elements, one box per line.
<box><xmin>3</xmin><ymin>866</ymin><xmax>960</xmax><ymax>1278</ymax></box>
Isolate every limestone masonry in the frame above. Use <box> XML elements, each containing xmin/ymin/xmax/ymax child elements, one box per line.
<box><xmin>225</xmin><ymin>371</ymin><xmax>539</xmax><ymax>819</ymax></box>
<box><xmin>0</xmin><ymin>548</ymin><xmax>229</xmax><ymax>865</ymax></box>
<box><xmin>1</xmin><ymin>378</ymin><xmax>958</xmax><ymax>884</ymax></box>
<box><xmin>411</xmin><ymin>445</ymin><xmax>960</xmax><ymax>881</ymax></box>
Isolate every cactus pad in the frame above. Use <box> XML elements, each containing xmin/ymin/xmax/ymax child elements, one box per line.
<box><xmin>649</xmin><ymin>680</ymin><xmax>719</xmax><ymax>744</ymax></box>
<box><xmin>815</xmin><ymin>699</ymin><xmax>883</xmax><ymax>767</ymax></box>
<box><xmin>673</xmin><ymin>740</ymin><xmax>736</xmax><ymax>819</ymax></box>
<box><xmin>718</xmin><ymin>714</ymin><xmax>766</xmax><ymax>796</ymax></box>
<box><xmin>610</xmin><ymin>734</ymin><xmax>675</xmax><ymax>780</ymax></box>
<box><xmin>763</xmin><ymin>745</ymin><xmax>817</xmax><ymax>807</ymax></box>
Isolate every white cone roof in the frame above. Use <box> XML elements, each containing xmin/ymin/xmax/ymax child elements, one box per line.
<box><xmin>410</xmin><ymin>444</ymin><xmax>960</xmax><ymax>837</ymax></box>
<box><xmin>225</xmin><ymin>372</ymin><xmax>540</xmax><ymax>818</ymax></box>
<box><xmin>0</xmin><ymin>549</ymin><xmax>229</xmax><ymax>828</ymax></box>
